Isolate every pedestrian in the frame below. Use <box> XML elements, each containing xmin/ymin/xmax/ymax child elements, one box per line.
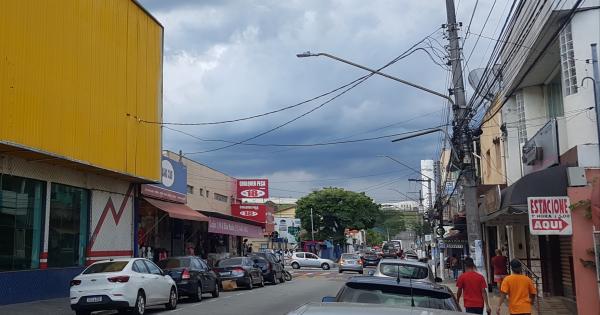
<box><xmin>247</xmin><ymin>243</ymin><xmax>253</xmax><ymax>254</ymax></box>
<box><xmin>491</xmin><ymin>249</ymin><xmax>508</xmax><ymax>291</ymax></box>
<box><xmin>496</xmin><ymin>259</ymin><xmax>537</xmax><ymax>315</ymax></box>
<box><xmin>450</xmin><ymin>254</ymin><xmax>460</xmax><ymax>279</ymax></box>
<box><xmin>456</xmin><ymin>258</ymin><xmax>491</xmax><ymax>314</ymax></box>
<box><xmin>242</xmin><ymin>239</ymin><xmax>248</xmax><ymax>256</ymax></box>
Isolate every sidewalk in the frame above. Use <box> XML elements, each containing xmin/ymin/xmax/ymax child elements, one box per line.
<box><xmin>0</xmin><ymin>298</ymin><xmax>74</xmax><ymax>315</ymax></box>
<box><xmin>443</xmin><ymin>279</ymin><xmax>574</xmax><ymax>315</ymax></box>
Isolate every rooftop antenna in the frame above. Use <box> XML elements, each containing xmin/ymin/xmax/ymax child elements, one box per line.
<box><xmin>396</xmin><ymin>264</ymin><xmax>415</xmax><ymax>307</ymax></box>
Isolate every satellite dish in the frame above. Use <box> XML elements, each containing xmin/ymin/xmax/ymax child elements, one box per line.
<box><xmin>468</xmin><ymin>65</ymin><xmax>502</xmax><ymax>101</ymax></box>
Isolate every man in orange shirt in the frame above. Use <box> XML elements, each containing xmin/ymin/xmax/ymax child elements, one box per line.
<box><xmin>496</xmin><ymin>259</ymin><xmax>536</xmax><ymax>315</ymax></box>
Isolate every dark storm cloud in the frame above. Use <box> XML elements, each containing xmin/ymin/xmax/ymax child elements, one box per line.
<box><xmin>139</xmin><ymin>0</ymin><xmax>505</xmax><ymax>202</ymax></box>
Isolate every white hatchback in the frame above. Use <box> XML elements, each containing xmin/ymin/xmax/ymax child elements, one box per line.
<box><xmin>70</xmin><ymin>258</ymin><xmax>178</xmax><ymax>315</ymax></box>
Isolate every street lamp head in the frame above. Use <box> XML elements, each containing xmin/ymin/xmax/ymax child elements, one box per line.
<box><xmin>296</xmin><ymin>51</ymin><xmax>315</xmax><ymax>58</ymax></box>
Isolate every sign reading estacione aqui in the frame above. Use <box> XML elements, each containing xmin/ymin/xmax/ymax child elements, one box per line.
<box><xmin>236</xmin><ymin>179</ymin><xmax>269</xmax><ymax>199</ymax></box>
<box><xmin>527</xmin><ymin>196</ymin><xmax>572</xmax><ymax>235</ymax></box>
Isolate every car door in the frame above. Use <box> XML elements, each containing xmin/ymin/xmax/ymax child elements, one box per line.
<box><xmin>246</xmin><ymin>258</ymin><xmax>260</xmax><ymax>281</ymax></box>
<box><xmin>198</xmin><ymin>258</ymin><xmax>217</xmax><ymax>292</ymax></box>
<box><xmin>306</xmin><ymin>253</ymin><xmax>319</xmax><ymax>267</ymax></box>
<box><xmin>144</xmin><ymin>260</ymin><xmax>170</xmax><ymax>304</ymax></box>
<box><xmin>295</xmin><ymin>252</ymin><xmax>306</xmax><ymax>267</ymax></box>
<box><xmin>132</xmin><ymin>260</ymin><xmax>151</xmax><ymax>297</ymax></box>
<box><xmin>192</xmin><ymin>258</ymin><xmax>210</xmax><ymax>292</ymax></box>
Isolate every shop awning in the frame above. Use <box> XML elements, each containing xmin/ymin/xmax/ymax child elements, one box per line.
<box><xmin>481</xmin><ymin>166</ymin><xmax>568</xmax><ymax>222</ymax></box>
<box><xmin>144</xmin><ymin>197</ymin><xmax>208</xmax><ymax>222</ymax></box>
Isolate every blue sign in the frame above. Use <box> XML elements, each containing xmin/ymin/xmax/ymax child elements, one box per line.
<box><xmin>142</xmin><ymin>156</ymin><xmax>187</xmax><ymax>203</ymax></box>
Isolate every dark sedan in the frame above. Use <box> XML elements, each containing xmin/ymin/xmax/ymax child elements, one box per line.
<box><xmin>321</xmin><ymin>276</ymin><xmax>460</xmax><ymax>312</ymax></box>
<box><xmin>214</xmin><ymin>257</ymin><xmax>264</xmax><ymax>290</ymax></box>
<box><xmin>249</xmin><ymin>253</ymin><xmax>285</xmax><ymax>284</ymax></box>
<box><xmin>158</xmin><ymin>256</ymin><xmax>220</xmax><ymax>302</ymax></box>
<box><xmin>361</xmin><ymin>252</ymin><xmax>381</xmax><ymax>267</ymax></box>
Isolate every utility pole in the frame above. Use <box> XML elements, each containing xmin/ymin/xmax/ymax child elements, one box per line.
<box><xmin>310</xmin><ymin>208</ymin><xmax>315</xmax><ymax>241</ymax></box>
<box><xmin>445</xmin><ymin>0</ymin><xmax>483</xmax><ymax>270</ymax></box>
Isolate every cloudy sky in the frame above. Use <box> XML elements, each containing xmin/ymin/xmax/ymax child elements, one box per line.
<box><xmin>138</xmin><ymin>0</ymin><xmax>509</xmax><ymax>203</ymax></box>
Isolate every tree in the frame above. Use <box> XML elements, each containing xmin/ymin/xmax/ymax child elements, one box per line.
<box><xmin>366</xmin><ymin>229</ymin><xmax>385</xmax><ymax>247</ymax></box>
<box><xmin>295</xmin><ymin>187</ymin><xmax>380</xmax><ymax>244</ymax></box>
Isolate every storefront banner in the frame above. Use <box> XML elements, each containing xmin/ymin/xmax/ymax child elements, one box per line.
<box><xmin>236</xmin><ymin>179</ymin><xmax>269</xmax><ymax>199</ymax></box>
<box><xmin>274</xmin><ymin>217</ymin><xmax>301</xmax><ymax>244</ymax></box>
<box><xmin>231</xmin><ymin>204</ymin><xmax>267</xmax><ymax>223</ymax></box>
<box><xmin>208</xmin><ymin>217</ymin><xmax>263</xmax><ymax>238</ymax></box>
<box><xmin>142</xmin><ymin>157</ymin><xmax>187</xmax><ymax>203</ymax></box>
<box><xmin>527</xmin><ymin>196</ymin><xmax>572</xmax><ymax>235</ymax></box>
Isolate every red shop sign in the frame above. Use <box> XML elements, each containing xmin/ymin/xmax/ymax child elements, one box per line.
<box><xmin>231</xmin><ymin>204</ymin><xmax>267</xmax><ymax>223</ymax></box>
<box><xmin>208</xmin><ymin>217</ymin><xmax>263</xmax><ymax>238</ymax></box>
<box><xmin>236</xmin><ymin>179</ymin><xmax>269</xmax><ymax>199</ymax></box>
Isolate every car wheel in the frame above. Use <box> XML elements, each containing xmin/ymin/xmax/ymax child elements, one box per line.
<box><xmin>192</xmin><ymin>283</ymin><xmax>202</xmax><ymax>302</ymax></box>
<box><xmin>165</xmin><ymin>287</ymin><xmax>177</xmax><ymax>310</ymax></box>
<box><xmin>258</xmin><ymin>276</ymin><xmax>265</xmax><ymax>287</ymax></box>
<box><xmin>131</xmin><ymin>291</ymin><xmax>145</xmax><ymax>315</ymax></box>
<box><xmin>321</xmin><ymin>263</ymin><xmax>330</xmax><ymax>270</ymax></box>
<box><xmin>211</xmin><ymin>281</ymin><xmax>220</xmax><ymax>298</ymax></box>
<box><xmin>247</xmin><ymin>277</ymin><xmax>254</xmax><ymax>290</ymax></box>
<box><xmin>291</xmin><ymin>262</ymin><xmax>300</xmax><ymax>269</ymax></box>
<box><xmin>271</xmin><ymin>274</ymin><xmax>278</xmax><ymax>285</ymax></box>
<box><xmin>279</xmin><ymin>273</ymin><xmax>286</xmax><ymax>283</ymax></box>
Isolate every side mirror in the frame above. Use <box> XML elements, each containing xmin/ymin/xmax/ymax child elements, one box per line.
<box><xmin>435</xmin><ymin>277</ymin><xmax>443</xmax><ymax>283</ymax></box>
<box><xmin>368</xmin><ymin>270</ymin><xmax>375</xmax><ymax>276</ymax></box>
<box><xmin>321</xmin><ymin>296</ymin><xmax>336</xmax><ymax>303</ymax></box>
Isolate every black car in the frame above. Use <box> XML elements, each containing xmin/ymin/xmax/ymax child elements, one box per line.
<box><xmin>321</xmin><ymin>276</ymin><xmax>460</xmax><ymax>312</ymax></box>
<box><xmin>158</xmin><ymin>256</ymin><xmax>220</xmax><ymax>302</ymax></box>
<box><xmin>362</xmin><ymin>252</ymin><xmax>381</xmax><ymax>267</ymax></box>
<box><xmin>381</xmin><ymin>245</ymin><xmax>397</xmax><ymax>259</ymax></box>
<box><xmin>213</xmin><ymin>257</ymin><xmax>264</xmax><ymax>290</ymax></box>
<box><xmin>249</xmin><ymin>252</ymin><xmax>285</xmax><ymax>284</ymax></box>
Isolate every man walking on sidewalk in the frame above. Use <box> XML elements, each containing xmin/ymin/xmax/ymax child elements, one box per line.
<box><xmin>491</xmin><ymin>249</ymin><xmax>508</xmax><ymax>291</ymax></box>
<box><xmin>457</xmin><ymin>258</ymin><xmax>491</xmax><ymax>314</ymax></box>
<box><xmin>496</xmin><ymin>259</ymin><xmax>536</xmax><ymax>315</ymax></box>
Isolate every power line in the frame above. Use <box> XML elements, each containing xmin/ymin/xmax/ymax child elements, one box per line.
<box><xmin>463</xmin><ymin>0</ymin><xmax>479</xmax><ymax>42</ymax></box>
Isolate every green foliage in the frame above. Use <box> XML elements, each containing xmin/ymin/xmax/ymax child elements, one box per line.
<box><xmin>366</xmin><ymin>229</ymin><xmax>385</xmax><ymax>246</ymax></box>
<box><xmin>410</xmin><ymin>220</ymin><xmax>432</xmax><ymax>237</ymax></box>
<box><xmin>295</xmin><ymin>187</ymin><xmax>381</xmax><ymax>243</ymax></box>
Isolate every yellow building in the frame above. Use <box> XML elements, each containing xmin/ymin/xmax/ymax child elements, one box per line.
<box><xmin>479</xmin><ymin>99</ymin><xmax>506</xmax><ymax>186</ymax></box>
<box><xmin>0</xmin><ymin>0</ymin><xmax>163</xmax><ymax>305</ymax></box>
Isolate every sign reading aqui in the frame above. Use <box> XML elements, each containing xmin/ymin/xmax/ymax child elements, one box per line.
<box><xmin>527</xmin><ymin>196</ymin><xmax>572</xmax><ymax>235</ymax></box>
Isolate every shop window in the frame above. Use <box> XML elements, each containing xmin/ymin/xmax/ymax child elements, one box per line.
<box><xmin>187</xmin><ymin>185</ymin><xmax>194</xmax><ymax>194</ymax></box>
<box><xmin>559</xmin><ymin>22</ymin><xmax>577</xmax><ymax>96</ymax></box>
<box><xmin>47</xmin><ymin>183</ymin><xmax>89</xmax><ymax>268</ymax></box>
<box><xmin>0</xmin><ymin>174</ymin><xmax>46</xmax><ymax>271</ymax></box>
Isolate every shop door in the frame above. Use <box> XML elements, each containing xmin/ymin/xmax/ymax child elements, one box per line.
<box><xmin>539</xmin><ymin>235</ymin><xmax>563</xmax><ymax>295</ymax></box>
<box><xmin>559</xmin><ymin>236</ymin><xmax>575</xmax><ymax>300</ymax></box>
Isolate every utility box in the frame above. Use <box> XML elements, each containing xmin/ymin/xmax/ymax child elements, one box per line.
<box><xmin>567</xmin><ymin>167</ymin><xmax>587</xmax><ymax>187</ymax></box>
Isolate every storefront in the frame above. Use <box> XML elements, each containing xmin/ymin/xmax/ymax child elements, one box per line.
<box><xmin>137</xmin><ymin>156</ymin><xmax>208</xmax><ymax>263</ymax></box>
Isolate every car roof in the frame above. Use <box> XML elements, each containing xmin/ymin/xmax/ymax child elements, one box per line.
<box><xmin>92</xmin><ymin>258</ymin><xmax>136</xmax><ymax>263</ymax></box>
<box><xmin>379</xmin><ymin>259</ymin><xmax>428</xmax><ymax>267</ymax></box>
<box><xmin>345</xmin><ymin>276</ymin><xmax>449</xmax><ymax>293</ymax></box>
<box><xmin>290</xmin><ymin>302</ymin><xmax>463</xmax><ymax>315</ymax></box>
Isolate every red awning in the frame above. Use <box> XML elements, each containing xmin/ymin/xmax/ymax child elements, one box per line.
<box><xmin>144</xmin><ymin>198</ymin><xmax>208</xmax><ymax>222</ymax></box>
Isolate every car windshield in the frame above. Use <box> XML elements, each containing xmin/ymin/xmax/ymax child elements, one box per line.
<box><xmin>83</xmin><ymin>261</ymin><xmax>128</xmax><ymax>274</ymax></box>
<box><xmin>342</xmin><ymin>254</ymin><xmax>360</xmax><ymax>260</ymax></box>
<box><xmin>157</xmin><ymin>258</ymin><xmax>190</xmax><ymax>269</ymax></box>
<box><xmin>379</xmin><ymin>263</ymin><xmax>428</xmax><ymax>279</ymax></box>
<box><xmin>217</xmin><ymin>258</ymin><xmax>244</xmax><ymax>267</ymax></box>
<box><xmin>336</xmin><ymin>282</ymin><xmax>458</xmax><ymax>311</ymax></box>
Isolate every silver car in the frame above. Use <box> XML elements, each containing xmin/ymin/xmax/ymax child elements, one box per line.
<box><xmin>338</xmin><ymin>253</ymin><xmax>363</xmax><ymax>274</ymax></box>
<box><xmin>287</xmin><ymin>303</ymin><xmax>464</xmax><ymax>315</ymax></box>
<box><xmin>290</xmin><ymin>252</ymin><xmax>336</xmax><ymax>270</ymax></box>
<box><xmin>372</xmin><ymin>259</ymin><xmax>440</xmax><ymax>283</ymax></box>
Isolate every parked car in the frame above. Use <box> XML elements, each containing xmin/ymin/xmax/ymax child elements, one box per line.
<box><xmin>290</xmin><ymin>252</ymin><xmax>336</xmax><ymax>270</ymax></box>
<box><xmin>404</xmin><ymin>251</ymin><xmax>419</xmax><ymax>260</ymax></box>
<box><xmin>338</xmin><ymin>253</ymin><xmax>363</xmax><ymax>274</ymax></box>
<box><xmin>249</xmin><ymin>252</ymin><xmax>285</xmax><ymax>284</ymax></box>
<box><xmin>213</xmin><ymin>257</ymin><xmax>264</xmax><ymax>290</ymax></box>
<box><xmin>371</xmin><ymin>259</ymin><xmax>441</xmax><ymax>283</ymax></box>
<box><xmin>70</xmin><ymin>258</ymin><xmax>177</xmax><ymax>315</ymax></box>
<box><xmin>319</xmin><ymin>276</ymin><xmax>460</xmax><ymax>311</ymax></box>
<box><xmin>287</xmin><ymin>302</ymin><xmax>464</xmax><ymax>315</ymax></box>
<box><xmin>381</xmin><ymin>244</ymin><xmax>397</xmax><ymax>259</ymax></box>
<box><xmin>361</xmin><ymin>252</ymin><xmax>381</xmax><ymax>267</ymax></box>
<box><xmin>157</xmin><ymin>256</ymin><xmax>219</xmax><ymax>301</ymax></box>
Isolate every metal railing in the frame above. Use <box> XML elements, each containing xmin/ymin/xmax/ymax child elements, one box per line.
<box><xmin>514</xmin><ymin>258</ymin><xmax>542</xmax><ymax>314</ymax></box>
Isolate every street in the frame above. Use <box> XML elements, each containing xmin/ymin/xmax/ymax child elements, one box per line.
<box><xmin>0</xmin><ymin>269</ymin><xmax>356</xmax><ymax>315</ymax></box>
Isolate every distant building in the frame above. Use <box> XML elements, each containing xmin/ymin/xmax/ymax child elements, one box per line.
<box><xmin>420</xmin><ymin>160</ymin><xmax>437</xmax><ymax>209</ymax></box>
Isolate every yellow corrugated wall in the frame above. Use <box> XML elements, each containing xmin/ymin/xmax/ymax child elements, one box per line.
<box><xmin>0</xmin><ymin>0</ymin><xmax>162</xmax><ymax>181</ymax></box>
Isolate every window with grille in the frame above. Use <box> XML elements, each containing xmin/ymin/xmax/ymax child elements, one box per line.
<box><xmin>214</xmin><ymin>193</ymin><xmax>228</xmax><ymax>202</ymax></box>
<box><xmin>187</xmin><ymin>185</ymin><xmax>194</xmax><ymax>194</ymax></box>
<box><xmin>515</xmin><ymin>92</ymin><xmax>528</xmax><ymax>144</ymax></box>
<box><xmin>559</xmin><ymin>23</ymin><xmax>577</xmax><ymax>96</ymax></box>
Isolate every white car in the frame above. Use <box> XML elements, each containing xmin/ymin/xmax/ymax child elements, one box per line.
<box><xmin>290</xmin><ymin>252</ymin><xmax>336</xmax><ymax>270</ymax></box>
<box><xmin>70</xmin><ymin>258</ymin><xmax>178</xmax><ymax>315</ymax></box>
<box><xmin>371</xmin><ymin>259</ymin><xmax>440</xmax><ymax>283</ymax></box>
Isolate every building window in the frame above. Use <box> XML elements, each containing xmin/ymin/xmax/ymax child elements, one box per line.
<box><xmin>0</xmin><ymin>174</ymin><xmax>46</xmax><ymax>271</ymax></box>
<box><xmin>199</xmin><ymin>188</ymin><xmax>204</xmax><ymax>196</ymax></box>
<box><xmin>206</xmin><ymin>190</ymin><xmax>210</xmax><ymax>198</ymax></box>
<box><xmin>214</xmin><ymin>193</ymin><xmax>228</xmax><ymax>202</ymax></box>
<box><xmin>546</xmin><ymin>74</ymin><xmax>564</xmax><ymax>118</ymax></box>
<box><xmin>48</xmin><ymin>183</ymin><xmax>89</xmax><ymax>268</ymax></box>
<box><xmin>559</xmin><ymin>23</ymin><xmax>577</xmax><ymax>96</ymax></box>
<box><xmin>187</xmin><ymin>185</ymin><xmax>194</xmax><ymax>194</ymax></box>
<box><xmin>515</xmin><ymin>91</ymin><xmax>527</xmax><ymax>144</ymax></box>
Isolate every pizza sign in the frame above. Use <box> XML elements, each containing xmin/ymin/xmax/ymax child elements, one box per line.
<box><xmin>236</xmin><ymin>179</ymin><xmax>269</xmax><ymax>199</ymax></box>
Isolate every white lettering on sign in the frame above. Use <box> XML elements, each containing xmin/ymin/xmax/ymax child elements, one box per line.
<box><xmin>527</xmin><ymin>197</ymin><xmax>572</xmax><ymax>235</ymax></box>
<box><xmin>239</xmin><ymin>180</ymin><xmax>267</xmax><ymax>187</ymax></box>
<box><xmin>161</xmin><ymin>160</ymin><xmax>175</xmax><ymax>187</ymax></box>
<box><xmin>240</xmin><ymin>189</ymin><xmax>266</xmax><ymax>198</ymax></box>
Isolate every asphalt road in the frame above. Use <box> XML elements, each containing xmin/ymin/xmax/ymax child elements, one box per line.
<box><xmin>0</xmin><ymin>268</ymin><xmax>364</xmax><ymax>315</ymax></box>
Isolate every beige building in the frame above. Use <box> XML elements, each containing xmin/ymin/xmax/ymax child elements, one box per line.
<box><xmin>478</xmin><ymin>99</ymin><xmax>507</xmax><ymax>186</ymax></box>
